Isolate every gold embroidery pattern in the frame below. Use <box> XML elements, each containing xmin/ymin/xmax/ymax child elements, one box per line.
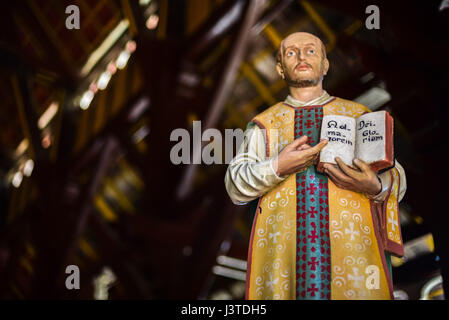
<box><xmin>248</xmin><ymin>99</ymin><xmax>393</xmax><ymax>300</ymax></box>
<box><xmin>324</xmin><ymin>99</ymin><xmax>369</xmax><ymax>118</ymax></box>
<box><xmin>249</xmin><ymin>105</ymin><xmax>296</xmax><ymax>299</ymax></box>
<box><xmin>328</xmin><ymin>182</ymin><xmax>390</xmax><ymax>300</ymax></box>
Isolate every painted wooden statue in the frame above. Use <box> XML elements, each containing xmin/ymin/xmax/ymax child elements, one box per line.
<box><xmin>225</xmin><ymin>32</ymin><xmax>406</xmax><ymax>300</ymax></box>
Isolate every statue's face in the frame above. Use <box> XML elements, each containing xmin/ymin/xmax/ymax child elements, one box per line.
<box><xmin>277</xmin><ymin>33</ymin><xmax>329</xmax><ymax>88</ymax></box>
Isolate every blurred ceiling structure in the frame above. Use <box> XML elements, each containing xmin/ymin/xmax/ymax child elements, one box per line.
<box><xmin>0</xmin><ymin>0</ymin><xmax>448</xmax><ymax>300</ymax></box>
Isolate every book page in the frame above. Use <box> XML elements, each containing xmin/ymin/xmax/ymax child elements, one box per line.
<box><xmin>355</xmin><ymin>111</ymin><xmax>386</xmax><ymax>163</ymax></box>
<box><xmin>319</xmin><ymin>115</ymin><xmax>356</xmax><ymax>166</ymax></box>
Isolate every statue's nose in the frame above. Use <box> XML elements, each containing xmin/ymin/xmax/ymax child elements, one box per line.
<box><xmin>297</xmin><ymin>51</ymin><xmax>306</xmax><ymax>61</ymax></box>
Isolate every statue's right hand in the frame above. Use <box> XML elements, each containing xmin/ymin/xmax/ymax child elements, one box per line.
<box><xmin>274</xmin><ymin>136</ymin><xmax>328</xmax><ymax>177</ymax></box>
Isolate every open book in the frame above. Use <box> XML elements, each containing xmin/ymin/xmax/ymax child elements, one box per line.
<box><xmin>317</xmin><ymin>110</ymin><xmax>394</xmax><ymax>173</ymax></box>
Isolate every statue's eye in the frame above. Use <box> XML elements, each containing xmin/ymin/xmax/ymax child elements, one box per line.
<box><xmin>308</xmin><ymin>49</ymin><xmax>315</xmax><ymax>55</ymax></box>
<box><xmin>286</xmin><ymin>51</ymin><xmax>295</xmax><ymax>57</ymax></box>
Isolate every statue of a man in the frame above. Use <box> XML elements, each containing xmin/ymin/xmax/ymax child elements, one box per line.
<box><xmin>225</xmin><ymin>32</ymin><xmax>407</xmax><ymax>300</ymax></box>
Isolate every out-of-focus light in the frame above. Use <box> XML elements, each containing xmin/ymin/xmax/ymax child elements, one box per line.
<box><xmin>217</xmin><ymin>255</ymin><xmax>247</xmax><ymax>271</ymax></box>
<box><xmin>80</xmin><ymin>19</ymin><xmax>129</xmax><ymax>77</ymax></box>
<box><xmin>128</xmin><ymin>96</ymin><xmax>150</xmax><ymax>122</ymax></box>
<box><xmin>97</xmin><ymin>71</ymin><xmax>112</xmax><ymax>90</ymax></box>
<box><xmin>210</xmin><ymin>1</ymin><xmax>243</xmax><ymax>37</ymax></box>
<box><xmin>41</xmin><ymin>133</ymin><xmax>51</xmax><ymax>149</ymax></box>
<box><xmin>212</xmin><ymin>265</ymin><xmax>246</xmax><ymax>281</ymax></box>
<box><xmin>360</xmin><ymin>72</ymin><xmax>375</xmax><ymax>84</ymax></box>
<box><xmin>14</xmin><ymin>139</ymin><xmax>29</xmax><ymax>158</ymax></box>
<box><xmin>23</xmin><ymin>159</ymin><xmax>34</xmax><ymax>177</ymax></box>
<box><xmin>139</xmin><ymin>0</ymin><xmax>151</xmax><ymax>6</ymax></box>
<box><xmin>38</xmin><ymin>102</ymin><xmax>59</xmax><ymax>129</ymax></box>
<box><xmin>393</xmin><ymin>290</ymin><xmax>409</xmax><ymax>300</ymax></box>
<box><xmin>116</xmin><ymin>51</ymin><xmax>131</xmax><ymax>69</ymax></box>
<box><xmin>80</xmin><ymin>90</ymin><xmax>95</xmax><ymax>110</ymax></box>
<box><xmin>354</xmin><ymin>87</ymin><xmax>391</xmax><ymax>111</ymax></box>
<box><xmin>89</xmin><ymin>82</ymin><xmax>99</xmax><ymax>94</ymax></box>
<box><xmin>182</xmin><ymin>246</ymin><xmax>192</xmax><ymax>256</ymax></box>
<box><xmin>107</xmin><ymin>61</ymin><xmax>117</xmax><ymax>75</ymax></box>
<box><xmin>126</xmin><ymin>40</ymin><xmax>137</xmax><ymax>53</ymax></box>
<box><xmin>420</xmin><ymin>275</ymin><xmax>443</xmax><ymax>300</ymax></box>
<box><xmin>439</xmin><ymin>0</ymin><xmax>449</xmax><ymax>11</ymax></box>
<box><xmin>145</xmin><ymin>14</ymin><xmax>159</xmax><ymax>30</ymax></box>
<box><xmin>93</xmin><ymin>266</ymin><xmax>116</xmax><ymax>300</ymax></box>
<box><xmin>12</xmin><ymin>172</ymin><xmax>23</xmax><ymax>188</ymax></box>
<box><xmin>179</xmin><ymin>72</ymin><xmax>200</xmax><ymax>87</ymax></box>
<box><xmin>132</xmin><ymin>126</ymin><xmax>150</xmax><ymax>144</ymax></box>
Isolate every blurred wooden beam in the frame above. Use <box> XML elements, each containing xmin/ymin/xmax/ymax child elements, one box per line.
<box><xmin>184</xmin><ymin>0</ymin><xmax>247</xmax><ymax>61</ymax></box>
<box><xmin>54</xmin><ymin>136</ymin><xmax>119</xmax><ymax>295</ymax></box>
<box><xmin>177</xmin><ymin>0</ymin><xmax>265</xmax><ymax>200</ymax></box>
<box><xmin>11</xmin><ymin>73</ymin><xmax>46</xmax><ymax>161</ymax></box>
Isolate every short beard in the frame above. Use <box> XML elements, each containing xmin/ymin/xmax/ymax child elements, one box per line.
<box><xmin>282</xmin><ymin>61</ymin><xmax>324</xmax><ymax>88</ymax></box>
<box><xmin>284</xmin><ymin>76</ymin><xmax>321</xmax><ymax>88</ymax></box>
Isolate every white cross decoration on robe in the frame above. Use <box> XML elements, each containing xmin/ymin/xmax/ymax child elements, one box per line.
<box><xmin>348</xmin><ymin>267</ymin><xmax>365</xmax><ymax>288</ymax></box>
<box><xmin>265</xmin><ymin>273</ymin><xmax>279</xmax><ymax>292</ymax></box>
<box><xmin>345</xmin><ymin>222</ymin><xmax>360</xmax><ymax>241</ymax></box>
<box><xmin>388</xmin><ymin>211</ymin><xmax>398</xmax><ymax>232</ymax></box>
<box><xmin>269</xmin><ymin>225</ymin><xmax>281</xmax><ymax>244</ymax></box>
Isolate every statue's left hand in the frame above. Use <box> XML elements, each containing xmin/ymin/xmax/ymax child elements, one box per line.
<box><xmin>323</xmin><ymin>157</ymin><xmax>381</xmax><ymax>196</ymax></box>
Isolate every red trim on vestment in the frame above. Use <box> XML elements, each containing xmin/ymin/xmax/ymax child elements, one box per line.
<box><xmin>245</xmin><ymin>197</ymin><xmax>262</xmax><ymax>300</ymax></box>
<box><xmin>370</xmin><ymin>200</ymin><xmax>395</xmax><ymax>300</ymax></box>
<box><xmin>380</xmin><ymin>172</ymin><xmax>394</xmax><ymax>246</ymax></box>
<box><xmin>385</xmin><ymin>170</ymin><xmax>404</xmax><ymax>257</ymax></box>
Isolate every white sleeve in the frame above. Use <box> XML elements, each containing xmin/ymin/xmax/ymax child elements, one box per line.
<box><xmin>224</xmin><ymin>125</ymin><xmax>286</xmax><ymax>205</ymax></box>
<box><xmin>367</xmin><ymin>160</ymin><xmax>407</xmax><ymax>203</ymax></box>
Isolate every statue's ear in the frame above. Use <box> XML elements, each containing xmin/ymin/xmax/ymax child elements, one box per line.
<box><xmin>323</xmin><ymin>58</ymin><xmax>329</xmax><ymax>76</ymax></box>
<box><xmin>276</xmin><ymin>63</ymin><xmax>285</xmax><ymax>79</ymax></box>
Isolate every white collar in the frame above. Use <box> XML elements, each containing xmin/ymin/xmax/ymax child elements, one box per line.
<box><xmin>285</xmin><ymin>91</ymin><xmax>331</xmax><ymax>107</ymax></box>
